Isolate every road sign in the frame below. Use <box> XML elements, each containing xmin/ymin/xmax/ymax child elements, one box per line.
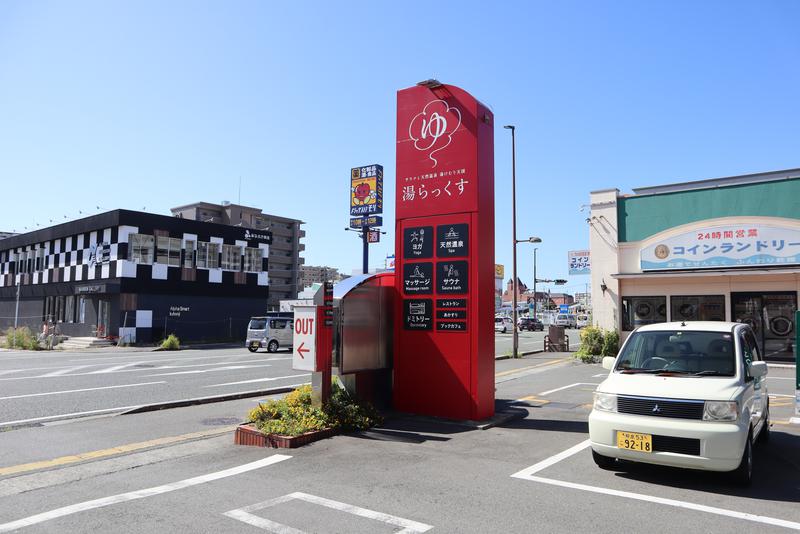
<box><xmin>349</xmin><ymin>215</ymin><xmax>383</xmax><ymax>229</ymax></box>
<box><xmin>559</xmin><ymin>304</ymin><xmax>570</xmax><ymax>314</ymax></box>
<box><xmin>292</xmin><ymin>306</ymin><xmax>317</xmax><ymax>372</ymax></box>
<box><xmin>367</xmin><ymin>230</ymin><xmax>380</xmax><ymax>243</ymax></box>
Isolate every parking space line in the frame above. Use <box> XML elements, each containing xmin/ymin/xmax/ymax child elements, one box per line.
<box><xmin>0</xmin><ymin>454</ymin><xmax>291</xmax><ymax>533</ymax></box>
<box><xmin>511</xmin><ymin>440</ymin><xmax>800</xmax><ymax>531</ymax></box>
<box><xmin>224</xmin><ymin>491</ymin><xmax>433</xmax><ymax>533</ymax></box>
<box><xmin>204</xmin><ymin>374</ymin><xmax>309</xmax><ymax>388</ymax></box>
<box><xmin>0</xmin><ymin>381</ymin><xmax>166</xmax><ymax>401</ymax></box>
<box><xmin>538</xmin><ymin>383</ymin><xmax>600</xmax><ymax>396</ymax></box>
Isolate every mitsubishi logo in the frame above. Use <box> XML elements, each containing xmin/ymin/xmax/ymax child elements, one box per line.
<box><xmin>652</xmin><ymin>404</ymin><xmax>662</xmax><ymax>414</ymax></box>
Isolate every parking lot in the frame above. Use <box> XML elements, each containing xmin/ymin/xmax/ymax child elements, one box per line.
<box><xmin>1</xmin><ymin>354</ymin><xmax>797</xmax><ymax>533</ymax></box>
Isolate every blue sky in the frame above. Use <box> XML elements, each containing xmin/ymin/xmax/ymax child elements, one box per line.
<box><xmin>1</xmin><ymin>1</ymin><xmax>798</xmax><ymax>295</ymax></box>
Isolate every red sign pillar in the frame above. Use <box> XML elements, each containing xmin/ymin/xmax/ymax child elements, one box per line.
<box><xmin>393</xmin><ymin>82</ymin><xmax>495</xmax><ymax>420</ymax></box>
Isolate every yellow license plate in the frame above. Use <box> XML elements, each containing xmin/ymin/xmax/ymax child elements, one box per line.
<box><xmin>617</xmin><ymin>431</ymin><xmax>652</xmax><ymax>453</ymax></box>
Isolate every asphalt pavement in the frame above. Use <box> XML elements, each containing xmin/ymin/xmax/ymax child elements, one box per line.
<box><xmin>1</xmin><ymin>354</ymin><xmax>797</xmax><ymax>533</ymax></box>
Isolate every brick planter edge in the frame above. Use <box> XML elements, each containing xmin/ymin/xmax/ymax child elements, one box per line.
<box><xmin>234</xmin><ymin>423</ymin><xmax>338</xmax><ymax>448</ymax></box>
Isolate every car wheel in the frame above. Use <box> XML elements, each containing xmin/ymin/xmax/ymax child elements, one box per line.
<box><xmin>758</xmin><ymin>404</ymin><xmax>770</xmax><ymax>444</ymax></box>
<box><xmin>592</xmin><ymin>449</ymin><xmax>617</xmax><ymax>470</ymax></box>
<box><xmin>247</xmin><ymin>344</ymin><xmax>258</xmax><ymax>353</ymax></box>
<box><xmin>267</xmin><ymin>340</ymin><xmax>279</xmax><ymax>353</ymax></box>
<box><xmin>731</xmin><ymin>429</ymin><xmax>753</xmax><ymax>486</ymax></box>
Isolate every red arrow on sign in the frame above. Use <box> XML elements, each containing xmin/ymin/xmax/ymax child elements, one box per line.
<box><xmin>297</xmin><ymin>342</ymin><xmax>309</xmax><ymax>359</ymax></box>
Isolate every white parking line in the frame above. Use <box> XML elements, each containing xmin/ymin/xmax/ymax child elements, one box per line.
<box><xmin>0</xmin><ymin>406</ymin><xmax>142</xmax><ymax>427</ymax></box>
<box><xmin>0</xmin><ymin>454</ymin><xmax>291</xmax><ymax>533</ymax></box>
<box><xmin>145</xmin><ymin>364</ymin><xmax>271</xmax><ymax>377</ymax></box>
<box><xmin>0</xmin><ymin>381</ymin><xmax>166</xmax><ymax>401</ymax></box>
<box><xmin>205</xmin><ymin>374</ymin><xmax>309</xmax><ymax>388</ymax></box>
<box><xmin>538</xmin><ymin>383</ymin><xmax>600</xmax><ymax>396</ymax></box>
<box><xmin>224</xmin><ymin>492</ymin><xmax>433</xmax><ymax>533</ymax></box>
<box><xmin>0</xmin><ymin>359</ymin><xmax>274</xmax><ymax>380</ymax></box>
<box><xmin>511</xmin><ymin>440</ymin><xmax>800</xmax><ymax>531</ymax></box>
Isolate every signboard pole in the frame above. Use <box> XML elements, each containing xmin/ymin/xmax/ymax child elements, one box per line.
<box><xmin>793</xmin><ymin>310</ymin><xmax>800</xmax><ymax>425</ymax></box>
<box><xmin>362</xmin><ymin>227</ymin><xmax>369</xmax><ymax>274</ymax></box>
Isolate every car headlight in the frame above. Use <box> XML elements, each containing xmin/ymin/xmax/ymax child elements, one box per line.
<box><xmin>703</xmin><ymin>401</ymin><xmax>739</xmax><ymax>422</ymax></box>
<box><xmin>593</xmin><ymin>392</ymin><xmax>617</xmax><ymax>412</ymax></box>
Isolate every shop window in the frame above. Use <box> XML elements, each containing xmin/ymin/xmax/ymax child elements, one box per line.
<box><xmin>671</xmin><ymin>295</ymin><xmax>725</xmax><ymax>322</ymax></box>
<box><xmin>65</xmin><ymin>296</ymin><xmax>75</xmax><ymax>323</ymax></box>
<box><xmin>130</xmin><ymin>234</ymin><xmax>154</xmax><ymax>265</ymax></box>
<box><xmin>622</xmin><ymin>296</ymin><xmax>667</xmax><ymax>331</ymax></box>
<box><xmin>156</xmin><ymin>236</ymin><xmax>181</xmax><ymax>267</ymax></box>
<box><xmin>221</xmin><ymin>244</ymin><xmax>242</xmax><ymax>271</ymax></box>
<box><xmin>243</xmin><ymin>248</ymin><xmax>263</xmax><ymax>272</ymax></box>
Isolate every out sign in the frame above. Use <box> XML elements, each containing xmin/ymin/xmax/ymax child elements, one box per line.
<box><xmin>292</xmin><ymin>306</ymin><xmax>317</xmax><ymax>371</ymax></box>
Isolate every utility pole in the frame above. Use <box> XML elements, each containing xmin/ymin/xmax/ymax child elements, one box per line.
<box><xmin>533</xmin><ymin>248</ymin><xmax>538</xmax><ymax>320</ymax></box>
<box><xmin>504</xmin><ymin>125</ymin><xmax>519</xmax><ymax>359</ymax></box>
<box><xmin>13</xmin><ymin>275</ymin><xmax>20</xmax><ymax>348</ymax></box>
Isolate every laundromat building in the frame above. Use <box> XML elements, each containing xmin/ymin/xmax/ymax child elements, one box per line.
<box><xmin>589</xmin><ymin>168</ymin><xmax>800</xmax><ymax>362</ymax></box>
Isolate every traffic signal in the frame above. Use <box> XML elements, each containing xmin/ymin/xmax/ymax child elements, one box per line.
<box><xmin>554</xmin><ymin>279</ymin><xmax>567</xmax><ymax>285</ymax></box>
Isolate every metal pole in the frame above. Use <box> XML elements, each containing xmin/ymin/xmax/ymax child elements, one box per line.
<box><xmin>362</xmin><ymin>227</ymin><xmax>369</xmax><ymax>274</ymax></box>
<box><xmin>13</xmin><ymin>276</ymin><xmax>20</xmax><ymax>348</ymax></box>
<box><xmin>509</xmin><ymin>126</ymin><xmax>519</xmax><ymax>358</ymax></box>
<box><xmin>533</xmin><ymin>248</ymin><xmax>537</xmax><ymax>320</ymax></box>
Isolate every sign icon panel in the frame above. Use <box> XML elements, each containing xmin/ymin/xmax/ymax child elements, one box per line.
<box><xmin>437</xmin><ymin>260</ymin><xmax>468</xmax><ymax>294</ymax></box>
<box><xmin>404</xmin><ymin>299</ymin><xmax>433</xmax><ymax>330</ymax></box>
<box><xmin>403</xmin><ymin>226</ymin><xmax>433</xmax><ymax>259</ymax></box>
<box><xmin>436</xmin><ymin>223</ymin><xmax>469</xmax><ymax>257</ymax></box>
<box><xmin>403</xmin><ymin>262</ymin><xmax>433</xmax><ymax>294</ymax></box>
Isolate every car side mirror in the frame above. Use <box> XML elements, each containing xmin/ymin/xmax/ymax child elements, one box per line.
<box><xmin>602</xmin><ymin>357</ymin><xmax>616</xmax><ymax>370</ymax></box>
<box><xmin>748</xmin><ymin>361</ymin><xmax>768</xmax><ymax>379</ymax></box>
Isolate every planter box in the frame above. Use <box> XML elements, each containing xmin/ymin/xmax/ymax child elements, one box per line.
<box><xmin>234</xmin><ymin>424</ymin><xmax>337</xmax><ymax>448</ymax></box>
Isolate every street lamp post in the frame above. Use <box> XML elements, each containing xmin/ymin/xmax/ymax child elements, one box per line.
<box><xmin>533</xmin><ymin>248</ymin><xmax>538</xmax><ymax>320</ymax></box>
<box><xmin>503</xmin><ymin>125</ymin><xmax>519</xmax><ymax>358</ymax></box>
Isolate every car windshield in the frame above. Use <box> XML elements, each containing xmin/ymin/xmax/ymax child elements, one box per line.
<box><xmin>615</xmin><ymin>330</ymin><xmax>736</xmax><ymax>376</ymax></box>
<box><xmin>248</xmin><ymin>319</ymin><xmax>267</xmax><ymax>330</ymax></box>
<box><xmin>495</xmin><ymin>318</ymin><xmax>503</xmax><ymax>323</ymax></box>
<box><xmin>557</xmin><ymin>314</ymin><xmax>568</xmax><ymax>320</ymax></box>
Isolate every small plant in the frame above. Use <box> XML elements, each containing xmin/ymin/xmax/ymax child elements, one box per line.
<box><xmin>601</xmin><ymin>329</ymin><xmax>619</xmax><ymax>357</ymax></box>
<box><xmin>575</xmin><ymin>327</ymin><xmax>619</xmax><ymax>363</ymax></box>
<box><xmin>248</xmin><ymin>383</ymin><xmax>382</xmax><ymax>437</ymax></box>
<box><xmin>161</xmin><ymin>334</ymin><xmax>180</xmax><ymax>350</ymax></box>
<box><xmin>3</xmin><ymin>327</ymin><xmax>40</xmax><ymax>350</ymax></box>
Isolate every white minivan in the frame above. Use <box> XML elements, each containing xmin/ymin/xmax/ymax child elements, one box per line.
<box><xmin>246</xmin><ymin>316</ymin><xmax>294</xmax><ymax>353</ymax></box>
<box><xmin>589</xmin><ymin>321</ymin><xmax>769</xmax><ymax>485</ymax></box>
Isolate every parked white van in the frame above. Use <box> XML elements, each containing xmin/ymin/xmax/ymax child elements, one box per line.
<box><xmin>554</xmin><ymin>314</ymin><xmax>576</xmax><ymax>328</ymax></box>
<box><xmin>246</xmin><ymin>316</ymin><xmax>294</xmax><ymax>353</ymax></box>
<box><xmin>576</xmin><ymin>314</ymin><xmax>590</xmax><ymax>329</ymax></box>
<box><xmin>589</xmin><ymin>321</ymin><xmax>769</xmax><ymax>485</ymax></box>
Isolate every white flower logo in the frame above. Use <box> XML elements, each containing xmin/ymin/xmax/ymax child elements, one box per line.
<box><xmin>408</xmin><ymin>99</ymin><xmax>462</xmax><ymax>168</ymax></box>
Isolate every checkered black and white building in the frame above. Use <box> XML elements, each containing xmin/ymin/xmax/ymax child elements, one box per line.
<box><xmin>0</xmin><ymin>210</ymin><xmax>271</xmax><ymax>343</ymax></box>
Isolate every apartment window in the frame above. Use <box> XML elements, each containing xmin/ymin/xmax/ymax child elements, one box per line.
<box><xmin>622</xmin><ymin>296</ymin><xmax>667</xmax><ymax>331</ymax></box>
<box><xmin>36</xmin><ymin>248</ymin><xmax>45</xmax><ymax>271</ymax></box>
<box><xmin>184</xmin><ymin>240</ymin><xmax>195</xmax><ymax>268</ymax></box>
<box><xmin>196</xmin><ymin>241</ymin><xmax>220</xmax><ymax>269</ymax></box>
<box><xmin>130</xmin><ymin>234</ymin><xmax>154</xmax><ymax>264</ymax></box>
<box><xmin>156</xmin><ymin>236</ymin><xmax>181</xmax><ymax>267</ymax></box>
<box><xmin>243</xmin><ymin>248</ymin><xmax>263</xmax><ymax>272</ymax></box>
<box><xmin>221</xmin><ymin>244</ymin><xmax>242</xmax><ymax>271</ymax></box>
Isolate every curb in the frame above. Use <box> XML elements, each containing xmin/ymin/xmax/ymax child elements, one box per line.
<box><xmin>120</xmin><ymin>384</ymin><xmax>307</xmax><ymax>415</ymax></box>
<box><xmin>768</xmin><ymin>363</ymin><xmax>796</xmax><ymax>369</ymax></box>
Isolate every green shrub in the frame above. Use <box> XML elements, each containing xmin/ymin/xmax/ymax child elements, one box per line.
<box><xmin>248</xmin><ymin>383</ymin><xmax>382</xmax><ymax>437</ymax></box>
<box><xmin>3</xmin><ymin>327</ymin><xmax>40</xmax><ymax>350</ymax></box>
<box><xmin>601</xmin><ymin>329</ymin><xmax>620</xmax><ymax>357</ymax></box>
<box><xmin>575</xmin><ymin>327</ymin><xmax>620</xmax><ymax>363</ymax></box>
<box><xmin>161</xmin><ymin>334</ymin><xmax>180</xmax><ymax>350</ymax></box>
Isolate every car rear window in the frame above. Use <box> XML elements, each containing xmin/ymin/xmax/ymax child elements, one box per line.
<box><xmin>248</xmin><ymin>319</ymin><xmax>267</xmax><ymax>330</ymax></box>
